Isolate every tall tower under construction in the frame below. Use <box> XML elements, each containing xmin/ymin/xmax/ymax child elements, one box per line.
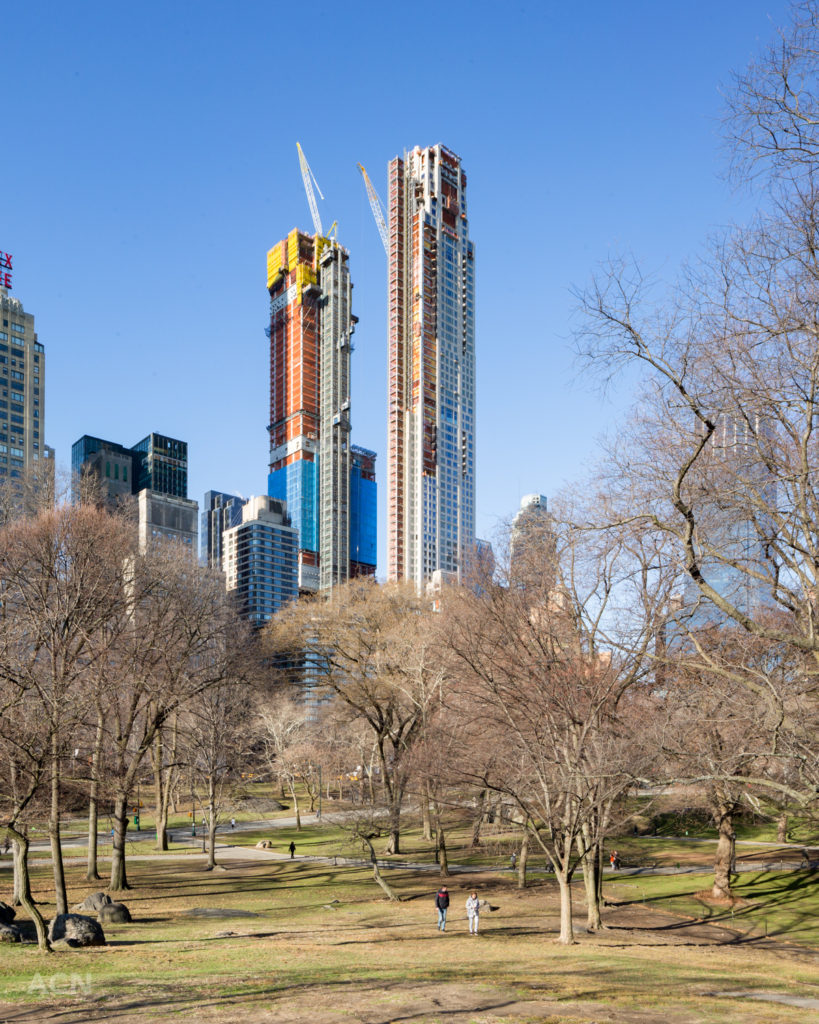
<box><xmin>387</xmin><ymin>144</ymin><xmax>476</xmax><ymax>586</ymax></box>
<box><xmin>267</xmin><ymin>229</ymin><xmax>374</xmax><ymax>591</ymax></box>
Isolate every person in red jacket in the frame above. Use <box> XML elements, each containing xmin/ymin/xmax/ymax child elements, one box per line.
<box><xmin>435</xmin><ymin>886</ymin><xmax>450</xmax><ymax>932</ymax></box>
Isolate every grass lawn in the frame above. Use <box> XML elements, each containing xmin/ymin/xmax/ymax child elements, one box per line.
<box><xmin>607</xmin><ymin>867</ymin><xmax>819</xmax><ymax>947</ymax></box>
<box><xmin>1</xmin><ymin>851</ymin><xmax>819</xmax><ymax>1023</ymax></box>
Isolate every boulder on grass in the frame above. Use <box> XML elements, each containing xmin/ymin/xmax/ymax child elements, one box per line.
<box><xmin>0</xmin><ymin>922</ymin><xmax>22</xmax><ymax>943</ymax></box>
<box><xmin>74</xmin><ymin>891</ymin><xmax>112</xmax><ymax>913</ymax></box>
<box><xmin>0</xmin><ymin>900</ymin><xmax>15</xmax><ymax>925</ymax></box>
<box><xmin>48</xmin><ymin>914</ymin><xmax>106</xmax><ymax>947</ymax></box>
<box><xmin>98</xmin><ymin>902</ymin><xmax>132</xmax><ymax>924</ymax></box>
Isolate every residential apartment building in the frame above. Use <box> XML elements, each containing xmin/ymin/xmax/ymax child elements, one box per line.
<box><xmin>387</xmin><ymin>144</ymin><xmax>476</xmax><ymax>586</ymax></box>
<box><xmin>0</xmin><ymin>283</ymin><xmax>52</xmax><ymax>480</ymax></box>
<box><xmin>222</xmin><ymin>495</ymin><xmax>298</xmax><ymax>625</ymax></box>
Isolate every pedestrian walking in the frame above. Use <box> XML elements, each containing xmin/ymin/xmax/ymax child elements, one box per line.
<box><xmin>510</xmin><ymin>852</ymin><xmax>517</xmax><ymax>871</ymax></box>
<box><xmin>435</xmin><ymin>886</ymin><xmax>450</xmax><ymax>932</ymax></box>
<box><xmin>465</xmin><ymin>890</ymin><xmax>481</xmax><ymax>934</ymax></box>
<box><xmin>289</xmin><ymin>841</ymin><xmax>296</xmax><ymax>858</ymax></box>
<box><xmin>230</xmin><ymin>817</ymin><xmax>236</xmax><ymax>830</ymax></box>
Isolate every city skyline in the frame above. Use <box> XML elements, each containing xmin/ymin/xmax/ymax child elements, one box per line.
<box><xmin>3</xmin><ymin>1</ymin><xmax>794</xmax><ymax>575</ymax></box>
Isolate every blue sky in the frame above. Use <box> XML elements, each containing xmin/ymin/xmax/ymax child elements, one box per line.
<box><xmin>3</xmin><ymin>0</ymin><xmax>792</xmax><ymax>570</ymax></box>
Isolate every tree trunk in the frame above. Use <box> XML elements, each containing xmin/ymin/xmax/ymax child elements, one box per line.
<box><xmin>470</xmin><ymin>790</ymin><xmax>486</xmax><ymax>848</ymax></box>
<box><xmin>579</xmin><ymin>834</ymin><xmax>602</xmax><ymax>931</ymax></box>
<box><xmin>712</xmin><ymin>808</ymin><xmax>736</xmax><ymax>899</ymax></box>
<box><xmin>206</xmin><ymin>776</ymin><xmax>217</xmax><ymax>870</ymax></box>
<box><xmin>517</xmin><ymin>826</ymin><xmax>529</xmax><ymax>890</ymax></box>
<box><xmin>363</xmin><ymin>837</ymin><xmax>400</xmax><ymax>901</ymax></box>
<box><xmin>384</xmin><ymin>797</ymin><xmax>401</xmax><ymax>855</ymax></box>
<box><xmin>8</xmin><ymin>827</ymin><xmax>50</xmax><ymax>952</ymax></box>
<box><xmin>288</xmin><ymin>777</ymin><xmax>302</xmax><ymax>831</ymax></box>
<box><xmin>156</xmin><ymin>767</ymin><xmax>172</xmax><ymax>852</ymax></box>
<box><xmin>13</xmin><ymin>840</ymin><xmax>23</xmax><ymax>905</ymax></box>
<box><xmin>86</xmin><ymin>709</ymin><xmax>104</xmax><ymax>881</ymax></box>
<box><xmin>422</xmin><ymin>783</ymin><xmax>432</xmax><ymax>842</ymax></box>
<box><xmin>438</xmin><ymin>825</ymin><xmax>450</xmax><ymax>877</ymax></box>
<box><xmin>153</xmin><ymin>727</ymin><xmax>168</xmax><ymax>851</ymax></box>
<box><xmin>555</xmin><ymin>869</ymin><xmax>575</xmax><ymax>945</ymax></box>
<box><xmin>109</xmin><ymin>792</ymin><xmax>131</xmax><ymax>891</ymax></box>
<box><xmin>777</xmin><ymin>813</ymin><xmax>788</xmax><ymax>843</ymax></box>
<box><xmin>49</xmin><ymin>732</ymin><xmax>68</xmax><ymax>915</ymax></box>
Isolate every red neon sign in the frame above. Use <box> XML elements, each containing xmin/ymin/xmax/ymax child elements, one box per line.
<box><xmin>0</xmin><ymin>251</ymin><xmax>12</xmax><ymax>289</ymax></box>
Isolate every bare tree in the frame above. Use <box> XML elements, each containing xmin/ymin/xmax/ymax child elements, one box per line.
<box><xmin>574</xmin><ymin>5</ymin><xmax>819</xmax><ymax>825</ymax></box>
<box><xmin>725</xmin><ymin>0</ymin><xmax>819</xmax><ymax>187</ymax></box>
<box><xmin>105</xmin><ymin>544</ymin><xmax>243</xmax><ymax>891</ymax></box>
<box><xmin>0</xmin><ymin>503</ymin><xmax>135</xmax><ymax>913</ymax></box>
<box><xmin>258</xmin><ymin>694</ymin><xmax>314</xmax><ymax>831</ymax></box>
<box><xmin>184</xmin><ymin>679</ymin><xmax>250</xmax><ymax>869</ymax></box>
<box><xmin>266</xmin><ymin>580</ymin><xmax>445</xmax><ymax>855</ymax></box>
<box><xmin>443</xmin><ymin>509</ymin><xmax>662</xmax><ymax>944</ymax></box>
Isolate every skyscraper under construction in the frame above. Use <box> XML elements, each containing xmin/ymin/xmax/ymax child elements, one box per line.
<box><xmin>387</xmin><ymin>144</ymin><xmax>476</xmax><ymax>586</ymax></box>
<box><xmin>266</xmin><ymin>229</ymin><xmax>376</xmax><ymax>591</ymax></box>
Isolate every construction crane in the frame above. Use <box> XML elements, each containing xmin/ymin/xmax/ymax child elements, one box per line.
<box><xmin>297</xmin><ymin>142</ymin><xmax>324</xmax><ymax>237</ymax></box>
<box><xmin>357</xmin><ymin>163</ymin><xmax>388</xmax><ymax>255</ymax></box>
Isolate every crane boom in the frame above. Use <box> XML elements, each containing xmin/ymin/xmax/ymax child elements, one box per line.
<box><xmin>357</xmin><ymin>163</ymin><xmax>388</xmax><ymax>255</ymax></box>
<box><xmin>297</xmin><ymin>142</ymin><xmax>324</xmax><ymax>237</ymax></box>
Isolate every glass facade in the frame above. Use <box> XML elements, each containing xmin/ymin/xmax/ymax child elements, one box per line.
<box><xmin>350</xmin><ymin>445</ymin><xmax>377</xmax><ymax>572</ymax></box>
<box><xmin>132</xmin><ymin>433</ymin><xmax>188</xmax><ymax>497</ymax></box>
<box><xmin>72</xmin><ymin>431</ymin><xmax>190</xmax><ymax>503</ymax></box>
<box><xmin>268</xmin><ymin>460</ymin><xmax>318</xmax><ymax>554</ymax></box>
<box><xmin>201</xmin><ymin>490</ymin><xmax>245</xmax><ymax>567</ymax></box>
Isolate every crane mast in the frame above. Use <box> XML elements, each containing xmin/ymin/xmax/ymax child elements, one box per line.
<box><xmin>297</xmin><ymin>142</ymin><xmax>324</xmax><ymax>237</ymax></box>
<box><xmin>357</xmin><ymin>163</ymin><xmax>388</xmax><ymax>255</ymax></box>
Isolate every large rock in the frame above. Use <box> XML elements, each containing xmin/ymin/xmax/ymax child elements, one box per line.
<box><xmin>0</xmin><ymin>922</ymin><xmax>22</xmax><ymax>943</ymax></box>
<box><xmin>48</xmin><ymin>914</ymin><xmax>106</xmax><ymax>947</ymax></box>
<box><xmin>98</xmin><ymin>902</ymin><xmax>132</xmax><ymax>924</ymax></box>
<box><xmin>74</xmin><ymin>891</ymin><xmax>112</xmax><ymax>913</ymax></box>
<box><xmin>0</xmin><ymin>900</ymin><xmax>15</xmax><ymax>925</ymax></box>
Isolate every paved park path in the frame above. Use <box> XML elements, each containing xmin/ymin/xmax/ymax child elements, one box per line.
<box><xmin>11</xmin><ymin>813</ymin><xmax>811</xmax><ymax>876</ymax></box>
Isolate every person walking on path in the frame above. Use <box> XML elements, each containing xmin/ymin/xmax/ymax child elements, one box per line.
<box><xmin>289</xmin><ymin>841</ymin><xmax>296</xmax><ymax>859</ymax></box>
<box><xmin>465</xmin><ymin>890</ymin><xmax>481</xmax><ymax>935</ymax></box>
<box><xmin>230</xmin><ymin>817</ymin><xmax>236</xmax><ymax>830</ymax></box>
<box><xmin>435</xmin><ymin>886</ymin><xmax>450</xmax><ymax>932</ymax></box>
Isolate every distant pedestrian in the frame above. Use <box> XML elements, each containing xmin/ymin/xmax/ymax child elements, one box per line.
<box><xmin>110</xmin><ymin>827</ymin><xmax>115</xmax><ymax>842</ymax></box>
<box><xmin>610</xmin><ymin>850</ymin><xmax>620</xmax><ymax>870</ymax></box>
<box><xmin>435</xmin><ymin>886</ymin><xmax>450</xmax><ymax>932</ymax></box>
<box><xmin>465</xmin><ymin>890</ymin><xmax>481</xmax><ymax>935</ymax></box>
<box><xmin>510</xmin><ymin>852</ymin><xmax>517</xmax><ymax>871</ymax></box>
<box><xmin>230</xmin><ymin>817</ymin><xmax>236</xmax><ymax>830</ymax></box>
<box><xmin>289</xmin><ymin>841</ymin><xmax>296</xmax><ymax>859</ymax></box>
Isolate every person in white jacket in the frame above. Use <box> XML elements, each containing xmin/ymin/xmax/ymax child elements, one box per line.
<box><xmin>465</xmin><ymin>890</ymin><xmax>481</xmax><ymax>934</ymax></box>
